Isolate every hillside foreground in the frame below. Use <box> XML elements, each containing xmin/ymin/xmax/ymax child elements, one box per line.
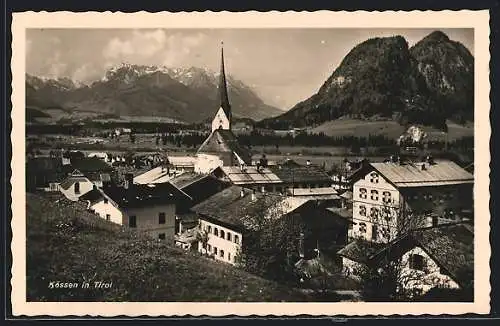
<box><xmin>26</xmin><ymin>193</ymin><xmax>311</xmax><ymax>302</ymax></box>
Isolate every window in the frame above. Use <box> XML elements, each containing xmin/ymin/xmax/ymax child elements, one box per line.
<box><xmin>359</xmin><ymin>205</ymin><xmax>366</xmax><ymax>216</ymax></box>
<box><xmin>220</xmin><ymin>230</ymin><xmax>225</xmax><ymax>239</ymax></box>
<box><xmin>382</xmin><ymin>191</ymin><xmax>392</xmax><ymax>204</ymax></box>
<box><xmin>428</xmin><ymin>194</ymin><xmax>433</xmax><ymax>201</ymax></box>
<box><xmin>158</xmin><ymin>233</ymin><xmax>166</xmax><ymax>240</ymax></box>
<box><xmin>234</xmin><ymin>235</ymin><xmax>240</xmax><ymax>244</ymax></box>
<box><xmin>214</xmin><ymin>247</ymin><xmax>218</xmax><ymax>255</ymax></box>
<box><xmin>359</xmin><ymin>188</ymin><xmax>367</xmax><ymax>199</ymax></box>
<box><xmin>50</xmin><ymin>183</ymin><xmax>58</xmax><ymax>191</ymax></box>
<box><xmin>74</xmin><ymin>182</ymin><xmax>80</xmax><ymax>194</ymax></box>
<box><xmin>359</xmin><ymin>223</ymin><xmax>367</xmax><ymax>233</ymax></box>
<box><xmin>370</xmin><ymin>190</ymin><xmax>379</xmax><ymax>201</ymax></box>
<box><xmin>227</xmin><ymin>232</ymin><xmax>232</xmax><ymax>241</ymax></box>
<box><xmin>207</xmin><ymin>225</ymin><xmax>212</xmax><ymax>233</ymax></box>
<box><xmin>382</xmin><ymin>227</ymin><xmax>390</xmax><ymax>239</ymax></box>
<box><xmin>129</xmin><ymin>215</ymin><xmax>137</xmax><ymax>228</ymax></box>
<box><xmin>371</xmin><ymin>224</ymin><xmax>378</xmax><ymax>241</ymax></box>
<box><xmin>104</xmin><ymin>198</ymin><xmax>108</xmax><ymax>204</ymax></box>
<box><xmin>382</xmin><ymin>208</ymin><xmax>392</xmax><ymax>221</ymax></box>
<box><xmin>228</xmin><ymin>253</ymin><xmax>231</xmax><ymax>261</ymax></box>
<box><xmin>370</xmin><ymin>207</ymin><xmax>379</xmax><ymax>220</ymax></box>
<box><xmin>409</xmin><ymin>254</ymin><xmax>425</xmax><ymax>271</ymax></box>
<box><xmin>158</xmin><ymin>212</ymin><xmax>166</xmax><ymax>224</ymax></box>
<box><xmin>369</xmin><ymin>172</ymin><xmax>379</xmax><ymax>183</ymax></box>
<box><xmin>106</xmin><ymin>214</ymin><xmax>111</xmax><ymax>221</ymax></box>
<box><xmin>220</xmin><ymin>250</ymin><xmax>224</xmax><ymax>258</ymax></box>
<box><xmin>207</xmin><ymin>244</ymin><xmax>211</xmax><ymax>252</ymax></box>
<box><xmin>214</xmin><ymin>228</ymin><xmax>219</xmax><ymax>236</ymax></box>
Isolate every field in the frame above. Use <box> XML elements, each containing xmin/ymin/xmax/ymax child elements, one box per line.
<box><xmin>26</xmin><ymin>192</ymin><xmax>313</xmax><ymax>302</ymax></box>
<box><xmin>309</xmin><ymin>118</ymin><xmax>474</xmax><ymax>141</ymax></box>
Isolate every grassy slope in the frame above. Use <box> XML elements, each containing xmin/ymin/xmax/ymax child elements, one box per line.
<box><xmin>309</xmin><ymin>119</ymin><xmax>473</xmax><ymax>141</ymax></box>
<box><xmin>26</xmin><ymin>193</ymin><xmax>309</xmax><ymax>302</ymax></box>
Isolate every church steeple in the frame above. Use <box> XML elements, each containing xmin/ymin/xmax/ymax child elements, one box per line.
<box><xmin>212</xmin><ymin>41</ymin><xmax>232</xmax><ymax>132</ymax></box>
<box><xmin>219</xmin><ymin>42</ymin><xmax>231</xmax><ymax>122</ymax></box>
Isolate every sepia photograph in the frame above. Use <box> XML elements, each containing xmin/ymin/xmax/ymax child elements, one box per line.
<box><xmin>10</xmin><ymin>10</ymin><xmax>491</xmax><ymax>316</ymax></box>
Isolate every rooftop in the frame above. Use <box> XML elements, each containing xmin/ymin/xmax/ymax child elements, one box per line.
<box><xmin>219</xmin><ymin>166</ymin><xmax>282</xmax><ymax>185</ymax></box>
<box><xmin>102</xmin><ymin>183</ymin><xmax>189</xmax><ymax>209</ymax></box>
<box><xmin>169</xmin><ymin>172</ymin><xmax>211</xmax><ymax>189</ymax></box>
<box><xmin>197</xmin><ymin>129</ymin><xmax>252</xmax><ymax>164</ymax></box>
<box><xmin>370</xmin><ymin>159</ymin><xmax>474</xmax><ymax>188</ymax></box>
<box><xmin>286</xmin><ymin>187</ymin><xmax>338</xmax><ymax>197</ymax></box>
<box><xmin>59</xmin><ymin>176</ymin><xmax>91</xmax><ymax>190</ymax></box>
<box><xmin>191</xmin><ymin>186</ymin><xmax>309</xmax><ymax>231</ymax></box>
<box><xmin>133</xmin><ymin>166</ymin><xmax>181</xmax><ymax>185</ymax></box>
<box><xmin>269</xmin><ymin>164</ymin><xmax>333</xmax><ymax>185</ymax></box>
<box><xmin>167</xmin><ymin>155</ymin><xmax>197</xmax><ymax>167</ymax></box>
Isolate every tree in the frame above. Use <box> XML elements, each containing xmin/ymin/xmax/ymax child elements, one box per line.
<box><xmin>357</xmin><ymin>199</ymin><xmax>430</xmax><ymax>301</ymax></box>
<box><xmin>235</xmin><ymin>197</ymin><xmax>303</xmax><ymax>283</ymax></box>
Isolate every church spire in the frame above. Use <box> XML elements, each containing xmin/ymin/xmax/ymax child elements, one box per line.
<box><xmin>219</xmin><ymin>41</ymin><xmax>231</xmax><ymax>120</ymax></box>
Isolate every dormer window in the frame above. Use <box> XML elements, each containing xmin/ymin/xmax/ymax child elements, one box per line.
<box><xmin>369</xmin><ymin>172</ymin><xmax>379</xmax><ymax>183</ymax></box>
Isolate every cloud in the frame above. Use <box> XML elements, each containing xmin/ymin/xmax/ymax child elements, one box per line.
<box><xmin>71</xmin><ymin>63</ymin><xmax>101</xmax><ymax>83</ymax></box>
<box><xmin>45</xmin><ymin>51</ymin><xmax>68</xmax><ymax>79</ymax></box>
<box><xmin>102</xmin><ymin>29</ymin><xmax>206</xmax><ymax>67</ymax></box>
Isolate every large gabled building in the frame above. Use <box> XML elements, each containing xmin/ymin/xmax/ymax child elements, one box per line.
<box><xmin>351</xmin><ymin>157</ymin><xmax>474</xmax><ymax>244</ymax></box>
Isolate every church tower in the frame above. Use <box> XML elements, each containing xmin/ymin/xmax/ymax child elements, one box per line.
<box><xmin>211</xmin><ymin>42</ymin><xmax>232</xmax><ymax>132</ymax></box>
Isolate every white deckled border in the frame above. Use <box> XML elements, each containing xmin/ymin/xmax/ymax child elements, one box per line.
<box><xmin>11</xmin><ymin>10</ymin><xmax>491</xmax><ymax>316</ymax></box>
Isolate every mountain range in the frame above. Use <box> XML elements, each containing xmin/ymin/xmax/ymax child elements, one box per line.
<box><xmin>260</xmin><ymin>31</ymin><xmax>474</xmax><ymax>130</ymax></box>
<box><xmin>26</xmin><ymin>64</ymin><xmax>283</xmax><ymax>123</ymax></box>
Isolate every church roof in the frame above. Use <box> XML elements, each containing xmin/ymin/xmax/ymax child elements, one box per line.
<box><xmin>197</xmin><ymin>129</ymin><xmax>252</xmax><ymax>164</ymax></box>
<box><xmin>218</xmin><ymin>43</ymin><xmax>231</xmax><ymax>119</ymax></box>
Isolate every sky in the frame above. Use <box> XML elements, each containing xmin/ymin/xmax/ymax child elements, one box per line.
<box><xmin>26</xmin><ymin>28</ymin><xmax>474</xmax><ymax>110</ymax></box>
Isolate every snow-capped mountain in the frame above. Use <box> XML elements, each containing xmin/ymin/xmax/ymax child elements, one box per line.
<box><xmin>26</xmin><ymin>64</ymin><xmax>283</xmax><ymax>123</ymax></box>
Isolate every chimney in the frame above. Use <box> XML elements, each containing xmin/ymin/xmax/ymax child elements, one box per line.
<box><xmin>240</xmin><ymin>188</ymin><xmax>245</xmax><ymax>198</ymax></box>
<box><xmin>251</xmin><ymin>189</ymin><xmax>256</xmax><ymax>201</ymax></box>
<box><xmin>124</xmin><ymin>173</ymin><xmax>134</xmax><ymax>189</ymax></box>
<box><xmin>178</xmin><ymin>220</ymin><xmax>183</xmax><ymax>235</ymax></box>
<box><xmin>306</xmin><ymin>160</ymin><xmax>311</xmax><ymax>166</ymax></box>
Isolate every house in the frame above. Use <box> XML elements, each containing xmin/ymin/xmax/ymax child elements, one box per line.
<box><xmin>66</xmin><ymin>157</ymin><xmax>116</xmax><ymax>188</ymax></box>
<box><xmin>351</xmin><ymin>157</ymin><xmax>474</xmax><ymax>243</ymax></box>
<box><xmin>26</xmin><ymin>157</ymin><xmax>66</xmax><ymax>192</ymax></box>
<box><xmin>87</xmin><ymin>152</ymin><xmax>109</xmax><ymax>161</ymax></box>
<box><xmin>191</xmin><ymin>186</ymin><xmax>349</xmax><ymax>265</ymax></box>
<box><xmin>59</xmin><ymin>170</ymin><xmax>95</xmax><ymax>201</ymax></box>
<box><xmin>338</xmin><ymin>223</ymin><xmax>473</xmax><ymax>299</ymax></box>
<box><xmin>80</xmin><ymin>175</ymin><xmax>190</xmax><ymax>241</ymax></box>
<box><xmin>174</xmin><ymin>227</ymin><xmax>198</xmax><ymax>250</ymax></box>
<box><xmin>195</xmin><ymin>44</ymin><xmax>252</xmax><ymax>172</ymax></box>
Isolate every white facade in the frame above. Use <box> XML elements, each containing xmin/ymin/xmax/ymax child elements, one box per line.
<box><xmin>198</xmin><ymin>218</ymin><xmax>242</xmax><ymax>265</ymax></box>
<box><xmin>398</xmin><ymin>246</ymin><xmax>460</xmax><ymax>297</ymax></box>
<box><xmin>352</xmin><ymin>171</ymin><xmax>401</xmax><ymax>243</ymax></box>
<box><xmin>195</xmin><ymin>153</ymin><xmax>224</xmax><ymax>174</ymax></box>
<box><xmin>60</xmin><ymin>178</ymin><xmax>94</xmax><ymax>201</ymax></box>
<box><xmin>211</xmin><ymin>107</ymin><xmax>231</xmax><ymax>132</ymax></box>
<box><xmin>125</xmin><ymin>203</ymin><xmax>177</xmax><ymax>240</ymax></box>
<box><xmin>89</xmin><ymin>198</ymin><xmax>123</xmax><ymax>225</ymax></box>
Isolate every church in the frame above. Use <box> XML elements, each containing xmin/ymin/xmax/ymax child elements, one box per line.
<box><xmin>194</xmin><ymin>44</ymin><xmax>253</xmax><ymax>173</ymax></box>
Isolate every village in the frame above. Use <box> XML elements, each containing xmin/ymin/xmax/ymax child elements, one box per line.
<box><xmin>25</xmin><ymin>46</ymin><xmax>475</xmax><ymax>302</ymax></box>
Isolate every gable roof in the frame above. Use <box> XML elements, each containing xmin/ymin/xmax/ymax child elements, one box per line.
<box><xmin>191</xmin><ymin>186</ymin><xmax>309</xmax><ymax>231</ymax></box>
<box><xmin>59</xmin><ymin>176</ymin><xmax>92</xmax><ymax>190</ymax></box>
<box><xmin>339</xmin><ymin>223</ymin><xmax>474</xmax><ymax>289</ymax></box>
<box><xmin>369</xmin><ymin>160</ymin><xmax>474</xmax><ymax>188</ymax></box>
<box><xmin>219</xmin><ymin>166</ymin><xmax>282</xmax><ymax>185</ymax></box>
<box><xmin>79</xmin><ymin>188</ymin><xmax>105</xmax><ymax>205</ymax></box>
<box><xmin>411</xmin><ymin>223</ymin><xmax>474</xmax><ymax>289</ymax></box>
<box><xmin>102</xmin><ymin>183</ymin><xmax>189</xmax><ymax>209</ymax></box>
<box><xmin>197</xmin><ymin>129</ymin><xmax>252</xmax><ymax>164</ymax></box>
<box><xmin>169</xmin><ymin>172</ymin><xmax>210</xmax><ymax>189</ymax></box>
<box><xmin>269</xmin><ymin>164</ymin><xmax>333</xmax><ymax>185</ymax></box>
